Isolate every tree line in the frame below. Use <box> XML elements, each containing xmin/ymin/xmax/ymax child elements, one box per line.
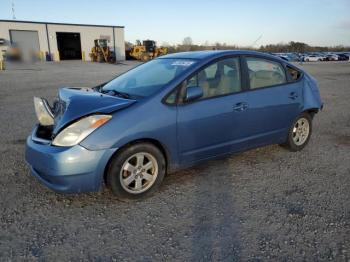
<box><xmin>125</xmin><ymin>37</ymin><xmax>350</xmax><ymax>54</ymax></box>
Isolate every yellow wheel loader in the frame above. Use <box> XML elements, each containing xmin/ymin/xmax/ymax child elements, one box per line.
<box><xmin>128</xmin><ymin>40</ymin><xmax>168</xmax><ymax>62</ymax></box>
<box><xmin>89</xmin><ymin>39</ymin><xmax>115</xmax><ymax>63</ymax></box>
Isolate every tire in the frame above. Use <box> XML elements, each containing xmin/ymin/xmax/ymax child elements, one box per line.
<box><xmin>141</xmin><ymin>53</ymin><xmax>150</xmax><ymax>62</ymax></box>
<box><xmin>106</xmin><ymin>143</ymin><xmax>166</xmax><ymax>199</ymax></box>
<box><xmin>283</xmin><ymin>113</ymin><xmax>313</xmax><ymax>152</ymax></box>
<box><xmin>306</xmin><ymin>59</ymin><xmax>310</xmax><ymax>62</ymax></box>
<box><xmin>97</xmin><ymin>54</ymin><xmax>104</xmax><ymax>63</ymax></box>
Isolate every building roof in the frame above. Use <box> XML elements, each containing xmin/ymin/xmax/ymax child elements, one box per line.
<box><xmin>0</xmin><ymin>19</ymin><xmax>124</xmax><ymax>28</ymax></box>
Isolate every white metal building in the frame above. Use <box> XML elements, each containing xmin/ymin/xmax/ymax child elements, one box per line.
<box><xmin>0</xmin><ymin>20</ymin><xmax>125</xmax><ymax>61</ymax></box>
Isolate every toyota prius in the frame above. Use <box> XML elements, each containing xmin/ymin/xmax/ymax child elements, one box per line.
<box><xmin>25</xmin><ymin>50</ymin><xmax>323</xmax><ymax>199</ymax></box>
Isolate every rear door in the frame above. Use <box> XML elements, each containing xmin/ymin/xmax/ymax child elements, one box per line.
<box><xmin>241</xmin><ymin>56</ymin><xmax>302</xmax><ymax>145</ymax></box>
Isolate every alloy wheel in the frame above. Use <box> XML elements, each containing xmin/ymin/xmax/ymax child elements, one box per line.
<box><xmin>120</xmin><ymin>152</ymin><xmax>158</xmax><ymax>194</ymax></box>
<box><xmin>292</xmin><ymin>117</ymin><xmax>310</xmax><ymax>146</ymax></box>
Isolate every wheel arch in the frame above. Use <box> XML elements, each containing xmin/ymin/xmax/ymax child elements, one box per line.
<box><xmin>103</xmin><ymin>138</ymin><xmax>171</xmax><ymax>184</ymax></box>
<box><xmin>303</xmin><ymin>108</ymin><xmax>319</xmax><ymax>118</ymax></box>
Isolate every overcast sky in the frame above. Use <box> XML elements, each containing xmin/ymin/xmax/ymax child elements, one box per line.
<box><xmin>1</xmin><ymin>0</ymin><xmax>349</xmax><ymax>47</ymax></box>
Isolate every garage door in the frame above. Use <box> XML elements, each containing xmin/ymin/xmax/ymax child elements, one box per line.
<box><xmin>10</xmin><ymin>30</ymin><xmax>40</xmax><ymax>60</ymax></box>
<box><xmin>56</xmin><ymin>32</ymin><xmax>82</xmax><ymax>60</ymax></box>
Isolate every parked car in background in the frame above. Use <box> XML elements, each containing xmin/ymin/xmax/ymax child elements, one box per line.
<box><xmin>337</xmin><ymin>53</ymin><xmax>349</xmax><ymax>61</ymax></box>
<box><xmin>273</xmin><ymin>53</ymin><xmax>290</xmax><ymax>61</ymax></box>
<box><xmin>25</xmin><ymin>50</ymin><xmax>323</xmax><ymax>199</ymax></box>
<box><xmin>303</xmin><ymin>54</ymin><xmax>324</xmax><ymax>62</ymax></box>
<box><xmin>326</xmin><ymin>54</ymin><xmax>339</xmax><ymax>61</ymax></box>
<box><xmin>272</xmin><ymin>53</ymin><xmax>300</xmax><ymax>62</ymax></box>
<box><xmin>287</xmin><ymin>53</ymin><xmax>301</xmax><ymax>62</ymax></box>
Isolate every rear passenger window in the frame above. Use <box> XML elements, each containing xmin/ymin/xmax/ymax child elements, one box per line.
<box><xmin>286</xmin><ymin>65</ymin><xmax>302</xmax><ymax>81</ymax></box>
<box><xmin>246</xmin><ymin>57</ymin><xmax>286</xmax><ymax>89</ymax></box>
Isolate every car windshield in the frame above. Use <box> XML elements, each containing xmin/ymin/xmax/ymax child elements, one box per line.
<box><xmin>102</xmin><ymin>58</ymin><xmax>197</xmax><ymax>98</ymax></box>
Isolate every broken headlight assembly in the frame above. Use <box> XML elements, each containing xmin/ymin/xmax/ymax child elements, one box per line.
<box><xmin>34</xmin><ymin>97</ymin><xmax>54</xmax><ymax>126</ymax></box>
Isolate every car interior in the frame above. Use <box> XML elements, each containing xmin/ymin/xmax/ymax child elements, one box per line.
<box><xmin>186</xmin><ymin>57</ymin><xmax>292</xmax><ymax>99</ymax></box>
<box><xmin>247</xmin><ymin>58</ymin><xmax>286</xmax><ymax>89</ymax></box>
<box><xmin>188</xmin><ymin>59</ymin><xmax>241</xmax><ymax>99</ymax></box>
<box><xmin>286</xmin><ymin>66</ymin><xmax>302</xmax><ymax>81</ymax></box>
<box><xmin>249</xmin><ymin>70</ymin><xmax>285</xmax><ymax>89</ymax></box>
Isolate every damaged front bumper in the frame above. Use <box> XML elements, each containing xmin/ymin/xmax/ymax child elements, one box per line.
<box><xmin>25</xmin><ymin>125</ymin><xmax>117</xmax><ymax>193</ymax></box>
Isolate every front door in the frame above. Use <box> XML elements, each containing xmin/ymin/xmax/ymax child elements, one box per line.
<box><xmin>177</xmin><ymin>57</ymin><xmax>250</xmax><ymax>165</ymax></box>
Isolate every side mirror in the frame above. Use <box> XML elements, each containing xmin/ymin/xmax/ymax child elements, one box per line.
<box><xmin>186</xmin><ymin>86</ymin><xmax>203</xmax><ymax>102</ymax></box>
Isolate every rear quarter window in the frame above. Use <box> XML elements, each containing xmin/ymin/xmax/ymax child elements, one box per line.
<box><xmin>286</xmin><ymin>65</ymin><xmax>302</xmax><ymax>81</ymax></box>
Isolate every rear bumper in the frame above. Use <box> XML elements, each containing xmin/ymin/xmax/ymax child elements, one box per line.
<box><xmin>25</xmin><ymin>133</ymin><xmax>117</xmax><ymax>193</ymax></box>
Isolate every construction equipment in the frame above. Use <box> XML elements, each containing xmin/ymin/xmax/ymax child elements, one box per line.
<box><xmin>4</xmin><ymin>43</ymin><xmax>22</xmax><ymax>61</ymax></box>
<box><xmin>128</xmin><ymin>40</ymin><xmax>168</xmax><ymax>62</ymax></box>
<box><xmin>89</xmin><ymin>39</ymin><xmax>115</xmax><ymax>63</ymax></box>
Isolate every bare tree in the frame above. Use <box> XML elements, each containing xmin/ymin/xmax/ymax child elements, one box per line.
<box><xmin>182</xmin><ymin>37</ymin><xmax>193</xmax><ymax>46</ymax></box>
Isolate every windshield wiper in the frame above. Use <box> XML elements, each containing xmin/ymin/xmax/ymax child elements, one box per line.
<box><xmin>101</xmin><ymin>90</ymin><xmax>131</xmax><ymax>99</ymax></box>
<box><xmin>113</xmin><ymin>90</ymin><xmax>131</xmax><ymax>99</ymax></box>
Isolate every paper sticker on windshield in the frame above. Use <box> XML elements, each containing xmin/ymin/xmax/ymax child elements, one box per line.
<box><xmin>171</xmin><ymin>60</ymin><xmax>195</xmax><ymax>66</ymax></box>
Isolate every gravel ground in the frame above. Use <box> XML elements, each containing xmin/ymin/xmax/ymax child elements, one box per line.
<box><xmin>0</xmin><ymin>60</ymin><xmax>349</xmax><ymax>261</ymax></box>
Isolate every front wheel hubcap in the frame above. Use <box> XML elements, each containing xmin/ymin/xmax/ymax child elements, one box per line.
<box><xmin>120</xmin><ymin>152</ymin><xmax>158</xmax><ymax>194</ymax></box>
<box><xmin>292</xmin><ymin>117</ymin><xmax>310</xmax><ymax>146</ymax></box>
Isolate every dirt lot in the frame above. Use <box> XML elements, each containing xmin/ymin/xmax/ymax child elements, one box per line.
<box><xmin>0</xmin><ymin>60</ymin><xmax>349</xmax><ymax>261</ymax></box>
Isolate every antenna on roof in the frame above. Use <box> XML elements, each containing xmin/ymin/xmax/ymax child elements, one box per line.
<box><xmin>251</xmin><ymin>34</ymin><xmax>263</xmax><ymax>47</ymax></box>
<box><xmin>11</xmin><ymin>0</ymin><xmax>16</xmax><ymax>20</ymax></box>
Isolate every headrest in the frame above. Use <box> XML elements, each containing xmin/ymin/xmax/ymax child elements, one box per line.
<box><xmin>226</xmin><ymin>70</ymin><xmax>236</xmax><ymax>77</ymax></box>
<box><xmin>198</xmin><ymin>70</ymin><xmax>207</xmax><ymax>81</ymax></box>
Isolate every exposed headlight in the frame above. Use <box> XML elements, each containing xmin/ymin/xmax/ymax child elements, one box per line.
<box><xmin>52</xmin><ymin>115</ymin><xmax>112</xmax><ymax>147</ymax></box>
<box><xmin>34</xmin><ymin>97</ymin><xmax>54</xmax><ymax>126</ymax></box>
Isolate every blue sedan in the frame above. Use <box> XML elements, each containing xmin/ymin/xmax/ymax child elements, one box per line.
<box><xmin>25</xmin><ymin>50</ymin><xmax>323</xmax><ymax>198</ymax></box>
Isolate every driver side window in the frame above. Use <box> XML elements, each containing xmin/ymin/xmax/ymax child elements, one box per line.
<box><xmin>186</xmin><ymin>57</ymin><xmax>241</xmax><ymax>100</ymax></box>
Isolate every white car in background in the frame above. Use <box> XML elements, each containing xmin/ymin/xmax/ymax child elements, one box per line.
<box><xmin>326</xmin><ymin>54</ymin><xmax>339</xmax><ymax>61</ymax></box>
<box><xmin>303</xmin><ymin>55</ymin><xmax>324</xmax><ymax>62</ymax></box>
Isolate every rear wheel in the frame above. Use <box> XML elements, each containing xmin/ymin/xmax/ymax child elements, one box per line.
<box><xmin>283</xmin><ymin>113</ymin><xmax>312</xmax><ymax>151</ymax></box>
<box><xmin>106</xmin><ymin>143</ymin><xmax>166</xmax><ymax>199</ymax></box>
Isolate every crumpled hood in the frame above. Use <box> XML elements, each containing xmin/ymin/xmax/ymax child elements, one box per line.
<box><xmin>52</xmin><ymin>87</ymin><xmax>136</xmax><ymax>135</ymax></box>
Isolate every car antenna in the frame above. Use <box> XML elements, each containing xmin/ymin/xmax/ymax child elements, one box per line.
<box><xmin>251</xmin><ymin>34</ymin><xmax>263</xmax><ymax>48</ymax></box>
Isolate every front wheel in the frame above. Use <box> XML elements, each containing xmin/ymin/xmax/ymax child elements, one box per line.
<box><xmin>283</xmin><ymin>113</ymin><xmax>312</xmax><ymax>151</ymax></box>
<box><xmin>140</xmin><ymin>53</ymin><xmax>150</xmax><ymax>62</ymax></box>
<box><xmin>106</xmin><ymin>143</ymin><xmax>166</xmax><ymax>199</ymax></box>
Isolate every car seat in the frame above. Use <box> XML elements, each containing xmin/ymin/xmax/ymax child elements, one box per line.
<box><xmin>198</xmin><ymin>70</ymin><xmax>211</xmax><ymax>98</ymax></box>
<box><xmin>250</xmin><ymin>70</ymin><xmax>285</xmax><ymax>89</ymax></box>
<box><xmin>217</xmin><ymin>69</ymin><xmax>241</xmax><ymax>95</ymax></box>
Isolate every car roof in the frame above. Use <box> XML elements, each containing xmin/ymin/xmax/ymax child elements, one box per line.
<box><xmin>159</xmin><ymin>50</ymin><xmax>284</xmax><ymax>62</ymax></box>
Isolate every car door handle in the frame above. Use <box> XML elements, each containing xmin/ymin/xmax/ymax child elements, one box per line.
<box><xmin>233</xmin><ymin>102</ymin><xmax>248</xmax><ymax>112</ymax></box>
<box><xmin>289</xmin><ymin>92</ymin><xmax>298</xmax><ymax>99</ymax></box>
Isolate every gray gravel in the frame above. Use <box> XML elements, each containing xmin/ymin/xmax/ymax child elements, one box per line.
<box><xmin>0</xmin><ymin>60</ymin><xmax>349</xmax><ymax>261</ymax></box>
